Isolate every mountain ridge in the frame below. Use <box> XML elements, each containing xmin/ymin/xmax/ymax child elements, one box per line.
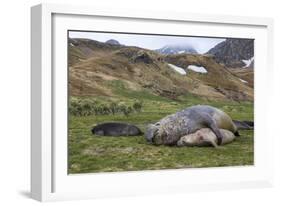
<box><xmin>206</xmin><ymin>39</ymin><xmax>254</xmax><ymax>68</ymax></box>
<box><xmin>68</xmin><ymin>38</ymin><xmax>253</xmax><ymax>101</ymax></box>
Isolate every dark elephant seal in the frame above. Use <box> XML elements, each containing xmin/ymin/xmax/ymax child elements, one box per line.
<box><xmin>177</xmin><ymin>128</ymin><xmax>236</xmax><ymax>148</ymax></box>
<box><xmin>92</xmin><ymin>122</ymin><xmax>143</xmax><ymax>136</ymax></box>
<box><xmin>233</xmin><ymin>120</ymin><xmax>254</xmax><ymax>130</ymax></box>
<box><xmin>145</xmin><ymin>105</ymin><xmax>238</xmax><ymax>146</ymax></box>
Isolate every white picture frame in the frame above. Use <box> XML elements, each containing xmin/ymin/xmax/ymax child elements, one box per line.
<box><xmin>31</xmin><ymin>3</ymin><xmax>274</xmax><ymax>202</ymax></box>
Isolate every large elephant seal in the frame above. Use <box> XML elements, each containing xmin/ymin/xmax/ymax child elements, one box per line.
<box><xmin>177</xmin><ymin>128</ymin><xmax>236</xmax><ymax>148</ymax></box>
<box><xmin>145</xmin><ymin>105</ymin><xmax>238</xmax><ymax>146</ymax></box>
<box><xmin>92</xmin><ymin>122</ymin><xmax>143</xmax><ymax>136</ymax></box>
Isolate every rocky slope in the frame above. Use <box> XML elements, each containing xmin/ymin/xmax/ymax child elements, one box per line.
<box><xmin>206</xmin><ymin>39</ymin><xmax>254</xmax><ymax>68</ymax></box>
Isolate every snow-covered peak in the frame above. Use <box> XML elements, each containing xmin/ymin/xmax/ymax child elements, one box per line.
<box><xmin>178</xmin><ymin>50</ymin><xmax>185</xmax><ymax>54</ymax></box>
<box><xmin>156</xmin><ymin>44</ymin><xmax>198</xmax><ymax>55</ymax></box>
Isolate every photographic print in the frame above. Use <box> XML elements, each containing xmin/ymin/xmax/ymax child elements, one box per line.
<box><xmin>68</xmin><ymin>31</ymin><xmax>254</xmax><ymax>174</ymax></box>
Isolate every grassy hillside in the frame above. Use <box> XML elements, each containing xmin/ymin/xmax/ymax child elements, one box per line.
<box><xmin>229</xmin><ymin>68</ymin><xmax>254</xmax><ymax>88</ymax></box>
<box><xmin>164</xmin><ymin>54</ymin><xmax>253</xmax><ymax>100</ymax></box>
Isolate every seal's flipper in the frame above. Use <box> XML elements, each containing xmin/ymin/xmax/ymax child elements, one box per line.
<box><xmin>210</xmin><ymin>140</ymin><xmax>219</xmax><ymax>148</ymax></box>
<box><xmin>209</xmin><ymin>122</ymin><xmax>223</xmax><ymax>145</ymax></box>
<box><xmin>200</xmin><ymin>112</ymin><xmax>223</xmax><ymax>145</ymax></box>
<box><xmin>243</xmin><ymin>121</ymin><xmax>254</xmax><ymax>128</ymax></box>
<box><xmin>233</xmin><ymin>120</ymin><xmax>252</xmax><ymax>130</ymax></box>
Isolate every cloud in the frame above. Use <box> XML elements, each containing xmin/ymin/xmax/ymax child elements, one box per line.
<box><xmin>69</xmin><ymin>31</ymin><xmax>225</xmax><ymax>54</ymax></box>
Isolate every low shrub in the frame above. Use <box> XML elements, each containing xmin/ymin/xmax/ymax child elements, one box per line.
<box><xmin>69</xmin><ymin>98</ymin><xmax>143</xmax><ymax>117</ymax></box>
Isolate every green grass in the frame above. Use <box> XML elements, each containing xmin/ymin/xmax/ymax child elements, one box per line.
<box><xmin>68</xmin><ymin>87</ymin><xmax>254</xmax><ymax>174</ymax></box>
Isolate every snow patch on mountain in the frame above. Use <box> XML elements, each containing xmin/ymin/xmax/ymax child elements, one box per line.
<box><xmin>242</xmin><ymin>57</ymin><xmax>254</xmax><ymax>68</ymax></box>
<box><xmin>239</xmin><ymin>78</ymin><xmax>248</xmax><ymax>83</ymax></box>
<box><xmin>168</xmin><ymin>64</ymin><xmax>186</xmax><ymax>75</ymax></box>
<box><xmin>187</xmin><ymin>65</ymin><xmax>208</xmax><ymax>73</ymax></box>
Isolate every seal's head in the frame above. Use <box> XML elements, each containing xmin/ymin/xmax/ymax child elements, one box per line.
<box><xmin>145</xmin><ymin>123</ymin><xmax>165</xmax><ymax>145</ymax></box>
<box><xmin>177</xmin><ymin>129</ymin><xmax>218</xmax><ymax>147</ymax></box>
<box><xmin>177</xmin><ymin>129</ymin><xmax>209</xmax><ymax>146</ymax></box>
<box><xmin>145</xmin><ymin>124</ymin><xmax>158</xmax><ymax>143</ymax></box>
<box><xmin>177</xmin><ymin>131</ymin><xmax>202</xmax><ymax>146</ymax></box>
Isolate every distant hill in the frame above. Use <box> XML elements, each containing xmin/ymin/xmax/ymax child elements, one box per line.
<box><xmin>68</xmin><ymin>38</ymin><xmax>123</xmax><ymax>66</ymax></box>
<box><xmin>68</xmin><ymin>38</ymin><xmax>253</xmax><ymax>101</ymax></box>
<box><xmin>105</xmin><ymin>39</ymin><xmax>121</xmax><ymax>45</ymax></box>
<box><xmin>206</xmin><ymin>39</ymin><xmax>254</xmax><ymax>68</ymax></box>
<box><xmin>156</xmin><ymin>44</ymin><xmax>198</xmax><ymax>55</ymax></box>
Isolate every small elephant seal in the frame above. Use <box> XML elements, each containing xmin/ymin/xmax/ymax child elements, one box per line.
<box><xmin>92</xmin><ymin>122</ymin><xmax>143</xmax><ymax>136</ymax></box>
<box><xmin>177</xmin><ymin>128</ymin><xmax>236</xmax><ymax>148</ymax></box>
<box><xmin>145</xmin><ymin>105</ymin><xmax>238</xmax><ymax>146</ymax></box>
<box><xmin>233</xmin><ymin>120</ymin><xmax>254</xmax><ymax>130</ymax></box>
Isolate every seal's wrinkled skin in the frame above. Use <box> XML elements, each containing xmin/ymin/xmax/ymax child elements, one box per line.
<box><xmin>145</xmin><ymin>105</ymin><xmax>238</xmax><ymax>146</ymax></box>
<box><xmin>177</xmin><ymin>128</ymin><xmax>236</xmax><ymax>148</ymax></box>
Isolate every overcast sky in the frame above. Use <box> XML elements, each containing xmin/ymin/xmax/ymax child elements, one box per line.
<box><xmin>69</xmin><ymin>31</ymin><xmax>225</xmax><ymax>54</ymax></box>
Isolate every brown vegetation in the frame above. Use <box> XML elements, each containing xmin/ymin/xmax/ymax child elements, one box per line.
<box><xmin>68</xmin><ymin>38</ymin><xmax>254</xmax><ymax>102</ymax></box>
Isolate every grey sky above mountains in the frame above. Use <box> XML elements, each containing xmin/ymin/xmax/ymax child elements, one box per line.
<box><xmin>69</xmin><ymin>31</ymin><xmax>226</xmax><ymax>54</ymax></box>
